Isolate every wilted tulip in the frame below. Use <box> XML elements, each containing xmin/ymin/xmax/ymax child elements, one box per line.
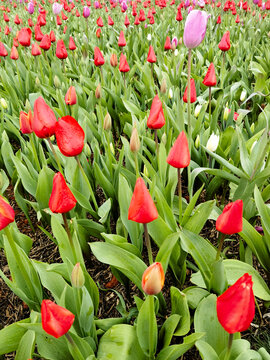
<box><xmin>183</xmin><ymin>10</ymin><xmax>209</xmax><ymax>49</ymax></box>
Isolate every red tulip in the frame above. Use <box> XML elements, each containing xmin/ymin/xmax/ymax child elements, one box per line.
<box><xmin>18</xmin><ymin>28</ymin><xmax>32</xmax><ymax>47</ymax></box>
<box><xmin>0</xmin><ymin>42</ymin><xmax>8</xmax><ymax>57</ymax></box>
<box><xmin>234</xmin><ymin>112</ymin><xmax>239</xmax><ymax>121</ymax></box>
<box><xmin>31</xmin><ymin>42</ymin><xmax>41</xmax><ymax>56</ymax></box>
<box><xmin>147</xmin><ymin>45</ymin><xmax>156</xmax><ymax>63</ymax></box>
<box><xmin>10</xmin><ymin>46</ymin><xmax>18</xmax><ymax>60</ymax></box>
<box><xmin>41</xmin><ymin>300</ymin><xmax>75</xmax><ymax>338</ymax></box>
<box><xmin>124</xmin><ymin>14</ymin><xmax>130</xmax><ymax>27</ymax></box>
<box><xmin>61</xmin><ymin>11</ymin><xmax>68</xmax><ymax>20</ymax></box>
<box><xmin>97</xmin><ymin>16</ymin><xmax>103</xmax><ymax>27</ymax></box>
<box><xmin>183</xmin><ymin>78</ymin><xmax>197</xmax><ymax>103</ymax></box>
<box><xmin>56</xmin><ymin>39</ymin><xmax>68</xmax><ymax>59</ymax></box>
<box><xmin>139</xmin><ymin>9</ymin><xmax>146</xmax><ymax>21</ymax></box>
<box><xmin>217</xmin><ymin>273</ymin><xmax>255</xmax><ymax>333</ymax></box>
<box><xmin>164</xmin><ymin>36</ymin><xmax>171</xmax><ymax>50</ymax></box>
<box><xmin>118</xmin><ymin>30</ymin><xmax>126</xmax><ymax>47</ymax></box>
<box><xmin>108</xmin><ymin>15</ymin><xmax>114</xmax><ymax>25</ymax></box>
<box><xmin>94</xmin><ymin>46</ymin><xmax>104</xmax><ymax>66</ymax></box>
<box><xmin>14</xmin><ymin>14</ymin><xmax>20</xmax><ymax>25</ymax></box>
<box><xmin>134</xmin><ymin>16</ymin><xmax>140</xmax><ymax>25</ymax></box>
<box><xmin>20</xmin><ymin>110</ymin><xmax>33</xmax><ymax>134</ymax></box>
<box><xmin>37</xmin><ymin>14</ymin><xmax>46</xmax><ymax>26</ymax></box>
<box><xmin>96</xmin><ymin>28</ymin><xmax>101</xmax><ymax>38</ymax></box>
<box><xmin>4</xmin><ymin>26</ymin><xmax>10</xmax><ymax>36</ymax></box>
<box><xmin>202</xmin><ymin>63</ymin><xmax>217</xmax><ymax>87</ymax></box>
<box><xmin>167</xmin><ymin>131</ymin><xmax>190</xmax><ymax>168</ymax></box>
<box><xmin>50</xmin><ymin>30</ymin><xmax>56</xmax><ymax>42</ymax></box>
<box><xmin>176</xmin><ymin>8</ymin><xmax>183</xmax><ymax>21</ymax></box>
<box><xmin>3</xmin><ymin>13</ymin><xmax>9</xmax><ymax>22</ymax></box>
<box><xmin>216</xmin><ymin>199</ymin><xmax>243</xmax><ymax>234</ymax></box>
<box><xmin>128</xmin><ymin>177</ymin><xmax>158</xmax><ymax>224</ymax></box>
<box><xmin>119</xmin><ymin>53</ymin><xmax>130</xmax><ymax>72</ymax></box>
<box><xmin>65</xmin><ymin>86</ymin><xmax>77</xmax><ymax>105</ymax></box>
<box><xmin>235</xmin><ymin>14</ymin><xmax>240</xmax><ymax>23</ymax></box>
<box><xmin>55</xmin><ymin>116</ymin><xmax>85</xmax><ymax>157</ymax></box>
<box><xmin>56</xmin><ymin>15</ymin><xmax>62</xmax><ymax>25</ymax></box>
<box><xmin>110</xmin><ymin>53</ymin><xmax>118</xmax><ymax>67</ymax></box>
<box><xmin>147</xmin><ymin>94</ymin><xmax>165</xmax><ymax>129</ymax></box>
<box><xmin>33</xmin><ymin>97</ymin><xmax>57</xmax><ymax>138</ymax></box>
<box><xmin>34</xmin><ymin>25</ymin><xmax>44</xmax><ymax>41</ymax></box>
<box><xmin>216</xmin><ymin>15</ymin><xmax>221</xmax><ymax>24</ymax></box>
<box><xmin>0</xmin><ymin>195</ymin><xmax>15</xmax><ymax>230</ymax></box>
<box><xmin>49</xmin><ymin>173</ymin><xmax>77</xmax><ymax>213</ymax></box>
<box><xmin>218</xmin><ymin>31</ymin><xmax>230</xmax><ymax>52</ymax></box>
<box><xmin>142</xmin><ymin>262</ymin><xmax>165</xmax><ymax>295</ymax></box>
<box><xmin>28</xmin><ymin>18</ymin><xmax>34</xmax><ymax>27</ymax></box>
<box><xmin>69</xmin><ymin>36</ymin><xmax>76</xmax><ymax>50</ymax></box>
<box><xmin>39</xmin><ymin>34</ymin><xmax>51</xmax><ymax>51</ymax></box>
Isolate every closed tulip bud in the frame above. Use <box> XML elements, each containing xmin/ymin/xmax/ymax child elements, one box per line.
<box><xmin>33</xmin><ymin>97</ymin><xmax>57</xmax><ymax>138</ymax></box>
<box><xmin>142</xmin><ymin>262</ymin><xmax>165</xmax><ymax>295</ymax></box>
<box><xmin>0</xmin><ymin>195</ymin><xmax>15</xmax><ymax>230</ymax></box>
<box><xmin>147</xmin><ymin>95</ymin><xmax>165</xmax><ymax>129</ymax></box>
<box><xmin>0</xmin><ymin>98</ymin><xmax>8</xmax><ymax>109</ymax></box>
<box><xmin>110</xmin><ymin>53</ymin><xmax>118</xmax><ymax>67</ymax></box>
<box><xmin>143</xmin><ymin>165</ymin><xmax>149</xmax><ymax>178</ymax></box>
<box><xmin>25</xmin><ymin>99</ymin><xmax>31</xmax><ymax>112</ymax></box>
<box><xmin>217</xmin><ymin>273</ymin><xmax>255</xmax><ymax>334</ymax></box>
<box><xmin>84</xmin><ymin>143</ymin><xmax>91</xmax><ymax>157</ymax></box>
<box><xmin>168</xmin><ymin>88</ymin><xmax>173</xmax><ymax>99</ymax></box>
<box><xmin>161</xmin><ymin>133</ymin><xmax>167</xmax><ymax>145</ymax></box>
<box><xmin>206</xmin><ymin>133</ymin><xmax>219</xmax><ymax>152</ymax></box>
<box><xmin>171</xmin><ymin>42</ymin><xmax>176</xmax><ymax>51</ymax></box>
<box><xmin>216</xmin><ymin>199</ymin><xmax>243</xmax><ymax>234</ymax></box>
<box><xmin>71</xmin><ymin>263</ymin><xmax>85</xmax><ymax>288</ymax></box>
<box><xmin>110</xmin><ymin>142</ymin><xmax>115</xmax><ymax>155</ymax></box>
<box><xmin>147</xmin><ymin>34</ymin><xmax>152</xmax><ymax>41</ymax></box>
<box><xmin>41</xmin><ymin>300</ymin><xmax>75</xmax><ymax>338</ymax></box>
<box><xmin>174</xmin><ymin>49</ymin><xmax>179</xmax><ymax>56</ymax></box>
<box><xmin>250</xmin><ymin>123</ymin><xmax>255</xmax><ymax>133</ymax></box>
<box><xmin>20</xmin><ymin>110</ymin><xmax>33</xmax><ymax>134</ymax></box>
<box><xmin>103</xmin><ymin>112</ymin><xmax>112</xmax><ymax>131</ymax></box>
<box><xmin>194</xmin><ymin>104</ymin><xmax>202</xmax><ymax>118</ymax></box>
<box><xmin>240</xmin><ymin>89</ymin><xmax>247</xmax><ymax>102</ymax></box>
<box><xmin>130</xmin><ymin>126</ymin><xmax>140</xmax><ymax>153</ymax></box>
<box><xmin>195</xmin><ymin>134</ymin><xmax>200</xmax><ymax>148</ymax></box>
<box><xmin>95</xmin><ymin>84</ymin><xmax>101</xmax><ymax>99</ymax></box>
<box><xmin>160</xmin><ymin>78</ymin><xmax>167</xmax><ymax>94</ymax></box>
<box><xmin>35</xmin><ymin>77</ymin><xmax>40</xmax><ymax>87</ymax></box>
<box><xmin>224</xmin><ymin>106</ymin><xmax>230</xmax><ymax>120</ymax></box>
<box><xmin>53</xmin><ymin>75</ymin><xmax>61</xmax><ymax>88</ymax></box>
<box><xmin>65</xmin><ymin>86</ymin><xmax>77</xmax><ymax>105</ymax></box>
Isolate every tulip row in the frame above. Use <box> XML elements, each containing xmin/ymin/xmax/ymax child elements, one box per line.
<box><xmin>0</xmin><ymin>0</ymin><xmax>269</xmax><ymax>359</ymax></box>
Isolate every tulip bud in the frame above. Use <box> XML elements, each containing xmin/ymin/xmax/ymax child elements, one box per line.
<box><xmin>0</xmin><ymin>98</ymin><xmax>7</xmax><ymax>109</ymax></box>
<box><xmin>250</xmin><ymin>123</ymin><xmax>255</xmax><ymax>133</ymax></box>
<box><xmin>195</xmin><ymin>134</ymin><xmax>200</xmax><ymax>149</ymax></box>
<box><xmin>110</xmin><ymin>142</ymin><xmax>115</xmax><ymax>155</ymax></box>
<box><xmin>174</xmin><ymin>49</ymin><xmax>179</xmax><ymax>56</ymax></box>
<box><xmin>147</xmin><ymin>34</ymin><xmax>152</xmax><ymax>41</ymax></box>
<box><xmin>95</xmin><ymin>84</ymin><xmax>101</xmax><ymax>99</ymax></box>
<box><xmin>171</xmin><ymin>42</ymin><xmax>176</xmax><ymax>51</ymax></box>
<box><xmin>35</xmin><ymin>77</ymin><xmax>40</xmax><ymax>87</ymax></box>
<box><xmin>71</xmin><ymin>263</ymin><xmax>85</xmax><ymax>288</ymax></box>
<box><xmin>223</xmin><ymin>106</ymin><xmax>230</xmax><ymax>120</ymax></box>
<box><xmin>206</xmin><ymin>133</ymin><xmax>219</xmax><ymax>152</ymax></box>
<box><xmin>110</xmin><ymin>53</ymin><xmax>118</xmax><ymax>67</ymax></box>
<box><xmin>103</xmin><ymin>112</ymin><xmax>112</xmax><ymax>131</ymax></box>
<box><xmin>240</xmin><ymin>89</ymin><xmax>247</xmax><ymax>102</ymax></box>
<box><xmin>84</xmin><ymin>143</ymin><xmax>91</xmax><ymax>157</ymax></box>
<box><xmin>143</xmin><ymin>165</ymin><xmax>149</xmax><ymax>178</ymax></box>
<box><xmin>161</xmin><ymin>132</ymin><xmax>167</xmax><ymax>145</ymax></box>
<box><xmin>194</xmin><ymin>104</ymin><xmax>202</xmax><ymax>118</ymax></box>
<box><xmin>25</xmin><ymin>99</ymin><xmax>31</xmax><ymax>112</ymax></box>
<box><xmin>160</xmin><ymin>78</ymin><xmax>167</xmax><ymax>94</ymax></box>
<box><xmin>142</xmin><ymin>262</ymin><xmax>165</xmax><ymax>295</ymax></box>
<box><xmin>168</xmin><ymin>88</ymin><xmax>173</xmax><ymax>99</ymax></box>
<box><xmin>130</xmin><ymin>126</ymin><xmax>140</xmax><ymax>153</ymax></box>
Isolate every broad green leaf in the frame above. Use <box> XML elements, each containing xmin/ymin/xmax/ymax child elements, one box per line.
<box><xmin>195</xmin><ymin>340</ymin><xmax>220</xmax><ymax>360</ymax></box>
<box><xmin>184</xmin><ymin>200</ymin><xmax>215</xmax><ymax>234</ymax></box>
<box><xmin>15</xmin><ymin>330</ymin><xmax>35</xmax><ymax>360</ymax></box>
<box><xmin>155</xmin><ymin>233</ymin><xmax>179</xmax><ymax>273</ymax></box>
<box><xmin>0</xmin><ymin>318</ymin><xmax>30</xmax><ymax>355</ymax></box>
<box><xmin>182</xmin><ymin>287</ymin><xmax>210</xmax><ymax>310</ymax></box>
<box><xmin>159</xmin><ymin>315</ymin><xmax>181</xmax><ymax>348</ymax></box>
<box><xmin>170</xmin><ymin>287</ymin><xmax>190</xmax><ymax>336</ymax></box>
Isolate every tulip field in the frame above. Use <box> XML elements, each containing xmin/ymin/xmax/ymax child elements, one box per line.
<box><xmin>0</xmin><ymin>0</ymin><xmax>270</xmax><ymax>358</ymax></box>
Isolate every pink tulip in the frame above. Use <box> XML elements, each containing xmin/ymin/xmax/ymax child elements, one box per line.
<box><xmin>183</xmin><ymin>10</ymin><xmax>209</xmax><ymax>49</ymax></box>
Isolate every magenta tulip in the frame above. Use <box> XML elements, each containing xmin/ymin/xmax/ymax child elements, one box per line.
<box><xmin>183</xmin><ymin>10</ymin><xmax>209</xmax><ymax>49</ymax></box>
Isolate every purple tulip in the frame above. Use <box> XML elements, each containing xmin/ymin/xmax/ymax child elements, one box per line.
<box><xmin>83</xmin><ymin>6</ymin><xmax>90</xmax><ymax>17</ymax></box>
<box><xmin>94</xmin><ymin>1</ymin><xmax>100</xmax><ymax>8</ymax></box>
<box><xmin>188</xmin><ymin>6</ymin><xmax>193</xmax><ymax>13</ymax></box>
<box><xmin>183</xmin><ymin>10</ymin><xmax>209</xmax><ymax>49</ymax></box>
<box><xmin>253</xmin><ymin>0</ymin><xmax>259</xmax><ymax>4</ymax></box>
<box><xmin>192</xmin><ymin>0</ymin><xmax>197</xmax><ymax>5</ymax></box>
<box><xmin>172</xmin><ymin>37</ymin><xmax>178</xmax><ymax>47</ymax></box>
<box><xmin>184</xmin><ymin>0</ymin><xmax>190</xmax><ymax>8</ymax></box>
<box><xmin>28</xmin><ymin>2</ymin><xmax>34</xmax><ymax>14</ymax></box>
<box><xmin>52</xmin><ymin>2</ymin><xmax>63</xmax><ymax>15</ymax></box>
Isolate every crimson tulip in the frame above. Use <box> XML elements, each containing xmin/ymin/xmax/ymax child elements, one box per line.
<box><xmin>18</xmin><ymin>27</ymin><xmax>32</xmax><ymax>47</ymax></box>
<box><xmin>55</xmin><ymin>116</ymin><xmax>85</xmax><ymax>157</ymax></box>
<box><xmin>128</xmin><ymin>177</ymin><xmax>158</xmax><ymax>224</ymax></box>
<box><xmin>119</xmin><ymin>53</ymin><xmax>130</xmax><ymax>72</ymax></box>
<box><xmin>41</xmin><ymin>299</ymin><xmax>75</xmax><ymax>338</ymax></box>
<box><xmin>147</xmin><ymin>45</ymin><xmax>156</xmax><ymax>63</ymax></box>
<box><xmin>216</xmin><ymin>200</ymin><xmax>243</xmax><ymax>234</ymax></box>
<box><xmin>203</xmin><ymin>63</ymin><xmax>217</xmax><ymax>87</ymax></box>
<box><xmin>56</xmin><ymin>39</ymin><xmax>68</xmax><ymax>59</ymax></box>
<box><xmin>217</xmin><ymin>273</ymin><xmax>255</xmax><ymax>333</ymax></box>
<box><xmin>218</xmin><ymin>31</ymin><xmax>230</xmax><ymax>51</ymax></box>
<box><xmin>49</xmin><ymin>172</ymin><xmax>77</xmax><ymax>213</ymax></box>
<box><xmin>39</xmin><ymin>34</ymin><xmax>51</xmax><ymax>51</ymax></box>
<box><xmin>94</xmin><ymin>46</ymin><xmax>104</xmax><ymax>66</ymax></box>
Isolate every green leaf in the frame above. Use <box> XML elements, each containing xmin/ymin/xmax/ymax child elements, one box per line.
<box><xmin>35</xmin><ymin>166</ymin><xmax>54</xmax><ymax>210</ymax></box>
<box><xmin>36</xmin><ymin>332</ymin><xmax>73</xmax><ymax>360</ymax></box>
<box><xmin>90</xmin><ymin>242</ymin><xmax>147</xmax><ymax>291</ymax></box>
<box><xmin>136</xmin><ymin>295</ymin><xmax>157</xmax><ymax>357</ymax></box>
<box><xmin>182</xmin><ymin>287</ymin><xmax>210</xmax><ymax>310</ymax></box>
<box><xmin>15</xmin><ymin>330</ymin><xmax>35</xmax><ymax>360</ymax></box>
<box><xmin>170</xmin><ymin>287</ymin><xmax>190</xmax><ymax>336</ymax></box>
<box><xmin>97</xmin><ymin>324</ymin><xmax>147</xmax><ymax>360</ymax></box>
<box><xmin>195</xmin><ymin>340</ymin><xmax>219</xmax><ymax>360</ymax></box>
<box><xmin>236</xmin><ymin>126</ymin><xmax>253</xmax><ymax>176</ymax></box>
<box><xmin>98</xmin><ymin>198</ymin><xmax>111</xmax><ymax>224</ymax></box>
<box><xmin>12</xmin><ymin>155</ymin><xmax>37</xmax><ymax>196</ymax></box>
<box><xmin>102</xmin><ymin>233</ymin><xmax>142</xmax><ymax>258</ymax></box>
<box><xmin>159</xmin><ymin>314</ymin><xmax>181</xmax><ymax>348</ymax></box>
<box><xmin>182</xmin><ymin>184</ymin><xmax>204</xmax><ymax>227</ymax></box>
<box><xmin>156</xmin><ymin>233</ymin><xmax>179</xmax><ymax>274</ymax></box>
<box><xmin>184</xmin><ymin>200</ymin><xmax>215</xmax><ymax>234</ymax></box>
<box><xmin>0</xmin><ymin>318</ymin><xmax>30</xmax><ymax>355</ymax></box>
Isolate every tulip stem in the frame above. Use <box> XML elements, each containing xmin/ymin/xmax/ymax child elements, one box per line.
<box><xmin>209</xmin><ymin>86</ymin><xmax>212</xmax><ymax>131</ymax></box>
<box><xmin>4</xmin><ymin>226</ymin><xmax>39</xmax><ymax>307</ymax></box>
<box><xmin>221</xmin><ymin>52</ymin><xmax>226</xmax><ymax>88</ymax></box>
<box><xmin>105</xmin><ymin>131</ymin><xmax>113</xmax><ymax>177</ymax></box>
<box><xmin>134</xmin><ymin>153</ymin><xmax>140</xmax><ymax>178</ymax></box>
<box><xmin>62</xmin><ymin>213</ymin><xmax>77</xmax><ymax>263</ymax></box>
<box><xmin>151</xmin><ymin>63</ymin><xmax>154</xmax><ymax>89</ymax></box>
<box><xmin>154</xmin><ymin>129</ymin><xmax>159</xmax><ymax>161</ymax></box>
<box><xmin>15</xmin><ymin>62</ymin><xmax>23</xmax><ymax>94</ymax></box>
<box><xmin>224</xmin><ymin>333</ymin><xmax>233</xmax><ymax>360</ymax></box>
<box><xmin>187</xmin><ymin>48</ymin><xmax>192</xmax><ymax>198</ymax></box>
<box><xmin>255</xmin><ymin>297</ymin><xmax>263</xmax><ymax>325</ymax></box>
<box><xmin>148</xmin><ymin>295</ymin><xmax>155</xmax><ymax>360</ymax></box>
<box><xmin>143</xmin><ymin>223</ymin><xmax>153</xmax><ymax>265</ymax></box>
<box><xmin>216</xmin><ymin>232</ymin><xmax>226</xmax><ymax>260</ymax></box>
<box><xmin>30</xmin><ymin>133</ymin><xmax>41</xmax><ymax>172</ymax></box>
<box><xmin>47</xmin><ymin>138</ymin><xmax>63</xmax><ymax>175</ymax></box>
<box><xmin>75</xmin><ymin>156</ymin><xmax>98</xmax><ymax>211</ymax></box>
<box><xmin>65</xmin><ymin>333</ymin><xmax>85</xmax><ymax>360</ymax></box>
<box><xmin>178</xmin><ymin>168</ymin><xmax>182</xmax><ymax>226</ymax></box>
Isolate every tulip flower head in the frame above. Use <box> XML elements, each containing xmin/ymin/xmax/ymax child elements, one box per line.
<box><xmin>218</xmin><ymin>31</ymin><xmax>230</xmax><ymax>51</ymax></box>
<box><xmin>147</xmin><ymin>45</ymin><xmax>157</xmax><ymax>63</ymax></box>
<box><xmin>20</xmin><ymin>110</ymin><xmax>33</xmax><ymax>134</ymax></box>
<box><xmin>49</xmin><ymin>173</ymin><xmax>77</xmax><ymax>213</ymax></box>
<box><xmin>147</xmin><ymin>95</ymin><xmax>165</xmax><ymax>129</ymax></box>
<box><xmin>128</xmin><ymin>177</ymin><xmax>158</xmax><ymax>224</ymax></box>
<box><xmin>142</xmin><ymin>262</ymin><xmax>165</xmax><ymax>295</ymax></box>
<box><xmin>65</xmin><ymin>86</ymin><xmax>77</xmax><ymax>105</ymax></box>
<box><xmin>119</xmin><ymin>53</ymin><xmax>130</xmax><ymax>72</ymax></box>
<box><xmin>56</xmin><ymin>39</ymin><xmax>68</xmax><ymax>59</ymax></box>
<box><xmin>0</xmin><ymin>195</ymin><xmax>15</xmax><ymax>230</ymax></box>
<box><xmin>33</xmin><ymin>97</ymin><xmax>57</xmax><ymax>138</ymax></box>
<box><xmin>216</xmin><ymin>199</ymin><xmax>243</xmax><ymax>235</ymax></box>
<box><xmin>167</xmin><ymin>131</ymin><xmax>190</xmax><ymax>168</ymax></box>
<box><xmin>206</xmin><ymin>133</ymin><xmax>219</xmax><ymax>152</ymax></box>
<box><xmin>94</xmin><ymin>47</ymin><xmax>105</xmax><ymax>66</ymax></box>
<box><xmin>183</xmin><ymin>79</ymin><xmax>197</xmax><ymax>103</ymax></box>
<box><xmin>217</xmin><ymin>273</ymin><xmax>255</xmax><ymax>333</ymax></box>
<box><xmin>41</xmin><ymin>299</ymin><xmax>75</xmax><ymax>338</ymax></box>
<box><xmin>83</xmin><ymin>6</ymin><xmax>90</xmax><ymax>18</ymax></box>
<box><xmin>52</xmin><ymin>2</ymin><xmax>63</xmax><ymax>15</ymax></box>
<box><xmin>183</xmin><ymin>10</ymin><xmax>209</xmax><ymax>49</ymax></box>
<box><xmin>202</xmin><ymin>63</ymin><xmax>217</xmax><ymax>87</ymax></box>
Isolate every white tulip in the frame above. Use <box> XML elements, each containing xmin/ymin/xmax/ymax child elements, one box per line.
<box><xmin>206</xmin><ymin>133</ymin><xmax>219</xmax><ymax>152</ymax></box>
<box><xmin>147</xmin><ymin>34</ymin><xmax>152</xmax><ymax>41</ymax></box>
<box><xmin>168</xmin><ymin>88</ymin><xmax>173</xmax><ymax>99</ymax></box>
<box><xmin>240</xmin><ymin>89</ymin><xmax>247</xmax><ymax>102</ymax></box>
